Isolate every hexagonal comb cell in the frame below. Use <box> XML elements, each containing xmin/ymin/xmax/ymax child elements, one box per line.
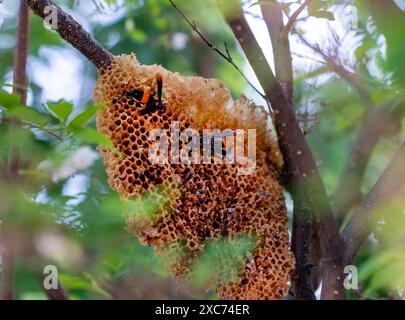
<box><xmin>94</xmin><ymin>54</ymin><xmax>294</xmax><ymax>299</ymax></box>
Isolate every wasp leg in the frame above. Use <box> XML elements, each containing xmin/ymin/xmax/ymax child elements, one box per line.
<box><xmin>156</xmin><ymin>72</ymin><xmax>163</xmax><ymax>105</ymax></box>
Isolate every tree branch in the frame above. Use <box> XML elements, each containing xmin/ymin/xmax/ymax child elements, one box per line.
<box><xmin>297</xmin><ymin>33</ymin><xmax>375</xmax><ymax>109</ymax></box>
<box><xmin>171</xmin><ymin>0</ymin><xmax>317</xmax><ymax>298</ymax></box>
<box><xmin>25</xmin><ymin>0</ymin><xmax>113</xmax><ymax>69</ymax></box>
<box><xmin>343</xmin><ymin>141</ymin><xmax>405</xmax><ymax>261</ymax></box>
<box><xmin>333</xmin><ymin>101</ymin><xmax>404</xmax><ymax>219</ymax></box>
<box><xmin>260</xmin><ymin>0</ymin><xmax>312</xmax><ymax>299</ymax></box>
<box><xmin>283</xmin><ymin>0</ymin><xmax>310</xmax><ymax>36</ymax></box>
<box><xmin>261</xmin><ymin>0</ymin><xmax>294</xmax><ymax>102</ymax></box>
<box><xmin>1</xmin><ymin>0</ymin><xmax>31</xmax><ymax>300</ymax></box>
<box><xmin>297</xmin><ymin>34</ymin><xmax>405</xmax><ymax>220</ymax></box>
<box><xmin>218</xmin><ymin>0</ymin><xmax>346</xmax><ymax>299</ymax></box>
<box><xmin>13</xmin><ymin>0</ymin><xmax>30</xmax><ymax>105</ymax></box>
<box><xmin>290</xmin><ymin>185</ymin><xmax>316</xmax><ymax>300</ymax></box>
<box><xmin>168</xmin><ymin>0</ymin><xmax>265</xmax><ymax>99</ymax></box>
<box><xmin>39</xmin><ymin>274</ymin><xmax>69</xmax><ymax>300</ymax></box>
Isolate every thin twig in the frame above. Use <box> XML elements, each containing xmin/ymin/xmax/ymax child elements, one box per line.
<box><xmin>28</xmin><ymin>123</ymin><xmax>65</xmax><ymax>141</ymax></box>
<box><xmin>291</xmin><ymin>51</ymin><xmax>328</xmax><ymax>66</ymax></box>
<box><xmin>168</xmin><ymin>0</ymin><xmax>266</xmax><ymax>99</ymax></box>
<box><xmin>296</xmin><ymin>32</ymin><xmax>405</xmax><ymax>220</ymax></box>
<box><xmin>297</xmin><ymin>33</ymin><xmax>386</xmax><ymax>98</ymax></box>
<box><xmin>283</xmin><ymin>0</ymin><xmax>310</xmax><ymax>36</ymax></box>
<box><xmin>3</xmin><ymin>116</ymin><xmax>65</xmax><ymax>141</ymax></box>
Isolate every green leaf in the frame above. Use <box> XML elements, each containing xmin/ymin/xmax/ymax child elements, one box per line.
<box><xmin>72</xmin><ymin>127</ymin><xmax>114</xmax><ymax>150</ymax></box>
<box><xmin>0</xmin><ymin>83</ymin><xmax>14</xmax><ymax>88</ymax></box>
<box><xmin>310</xmin><ymin>10</ymin><xmax>334</xmax><ymax>20</ymax></box>
<box><xmin>189</xmin><ymin>236</ymin><xmax>254</xmax><ymax>288</ymax></box>
<box><xmin>308</xmin><ymin>0</ymin><xmax>335</xmax><ymax>21</ymax></box>
<box><xmin>45</xmin><ymin>101</ymin><xmax>73</xmax><ymax>123</ymax></box>
<box><xmin>0</xmin><ymin>90</ymin><xmax>53</xmax><ymax>127</ymax></box>
<box><xmin>359</xmin><ymin>249</ymin><xmax>397</xmax><ymax>282</ymax></box>
<box><xmin>68</xmin><ymin>104</ymin><xmax>105</xmax><ymax>129</ymax></box>
<box><xmin>8</xmin><ymin>106</ymin><xmax>52</xmax><ymax>127</ymax></box>
<box><xmin>129</xmin><ymin>28</ymin><xmax>147</xmax><ymax>42</ymax></box>
<box><xmin>20</xmin><ymin>292</ymin><xmax>48</xmax><ymax>300</ymax></box>
<box><xmin>308</xmin><ymin>0</ymin><xmax>326</xmax><ymax>12</ymax></box>
<box><xmin>0</xmin><ymin>90</ymin><xmax>21</xmax><ymax>109</ymax></box>
<box><xmin>59</xmin><ymin>273</ymin><xmax>111</xmax><ymax>298</ymax></box>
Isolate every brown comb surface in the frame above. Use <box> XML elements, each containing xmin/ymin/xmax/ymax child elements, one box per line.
<box><xmin>94</xmin><ymin>54</ymin><xmax>294</xmax><ymax>299</ymax></box>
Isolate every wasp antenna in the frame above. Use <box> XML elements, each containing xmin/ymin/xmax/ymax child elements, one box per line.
<box><xmin>156</xmin><ymin>72</ymin><xmax>163</xmax><ymax>104</ymax></box>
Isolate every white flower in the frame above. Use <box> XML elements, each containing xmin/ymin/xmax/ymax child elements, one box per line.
<box><xmin>0</xmin><ymin>6</ymin><xmax>10</xmax><ymax>29</ymax></box>
<box><xmin>39</xmin><ymin>146</ymin><xmax>99</xmax><ymax>183</ymax></box>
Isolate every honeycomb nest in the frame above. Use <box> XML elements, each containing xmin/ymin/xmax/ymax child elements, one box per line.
<box><xmin>94</xmin><ymin>54</ymin><xmax>294</xmax><ymax>299</ymax></box>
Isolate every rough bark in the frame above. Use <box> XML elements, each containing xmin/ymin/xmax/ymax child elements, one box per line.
<box><xmin>25</xmin><ymin>0</ymin><xmax>113</xmax><ymax>69</ymax></box>
<box><xmin>260</xmin><ymin>1</ymin><xmax>314</xmax><ymax>299</ymax></box>
<box><xmin>261</xmin><ymin>0</ymin><xmax>294</xmax><ymax>102</ymax></box>
<box><xmin>218</xmin><ymin>0</ymin><xmax>346</xmax><ymax>299</ymax></box>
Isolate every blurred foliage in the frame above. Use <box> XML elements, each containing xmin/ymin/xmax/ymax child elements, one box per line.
<box><xmin>0</xmin><ymin>0</ymin><xmax>405</xmax><ymax>300</ymax></box>
<box><xmin>355</xmin><ymin>199</ymin><xmax>405</xmax><ymax>299</ymax></box>
<box><xmin>190</xmin><ymin>236</ymin><xmax>255</xmax><ymax>289</ymax></box>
